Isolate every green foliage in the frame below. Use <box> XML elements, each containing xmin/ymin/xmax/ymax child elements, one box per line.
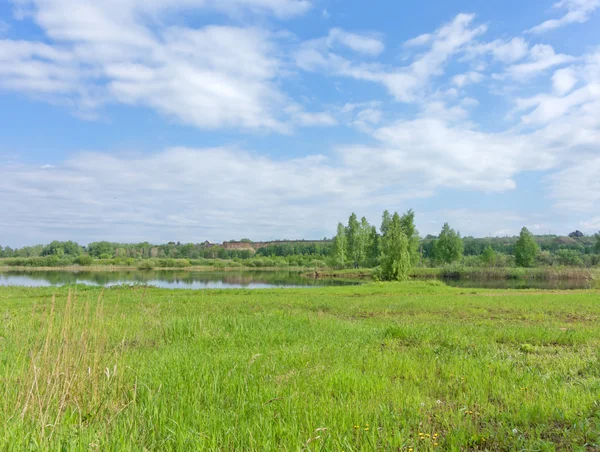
<box><xmin>378</xmin><ymin>212</ymin><xmax>412</xmax><ymax>281</ymax></box>
<box><xmin>514</xmin><ymin>227</ymin><xmax>539</xmax><ymax>268</ymax></box>
<box><xmin>42</xmin><ymin>241</ymin><xmax>82</xmax><ymax>257</ymax></box>
<box><xmin>74</xmin><ymin>255</ymin><xmax>93</xmax><ymax>266</ymax></box>
<box><xmin>331</xmin><ymin>223</ymin><xmax>347</xmax><ymax>268</ymax></box>
<box><xmin>345</xmin><ymin>213</ymin><xmax>362</xmax><ymax>268</ymax></box>
<box><xmin>432</xmin><ymin>223</ymin><xmax>464</xmax><ymax>264</ymax></box>
<box><xmin>400</xmin><ymin>209</ymin><xmax>420</xmax><ymax>265</ymax></box>
<box><xmin>555</xmin><ymin>249</ymin><xmax>584</xmax><ymax>267</ymax></box>
<box><xmin>138</xmin><ymin>261</ymin><xmax>154</xmax><ymax>270</ymax></box>
<box><xmin>595</xmin><ymin>232</ymin><xmax>600</xmax><ymax>254</ymax></box>
<box><xmin>87</xmin><ymin>241</ymin><xmax>116</xmax><ymax>258</ymax></box>
<box><xmin>481</xmin><ymin>245</ymin><xmax>496</xmax><ymax>267</ymax></box>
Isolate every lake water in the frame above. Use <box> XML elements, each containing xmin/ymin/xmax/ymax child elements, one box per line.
<box><xmin>0</xmin><ymin>270</ymin><xmax>359</xmax><ymax>289</ymax></box>
<box><xmin>0</xmin><ymin>270</ymin><xmax>594</xmax><ymax>290</ymax></box>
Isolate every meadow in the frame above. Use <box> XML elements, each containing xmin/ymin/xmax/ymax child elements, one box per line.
<box><xmin>1</xmin><ymin>282</ymin><xmax>599</xmax><ymax>451</ymax></box>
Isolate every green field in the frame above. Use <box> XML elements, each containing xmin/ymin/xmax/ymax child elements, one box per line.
<box><xmin>1</xmin><ymin>282</ymin><xmax>599</xmax><ymax>451</ymax></box>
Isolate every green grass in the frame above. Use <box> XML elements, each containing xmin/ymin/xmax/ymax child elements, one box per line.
<box><xmin>1</xmin><ymin>282</ymin><xmax>599</xmax><ymax>451</ymax></box>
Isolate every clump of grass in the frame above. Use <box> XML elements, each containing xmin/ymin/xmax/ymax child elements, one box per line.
<box><xmin>7</xmin><ymin>290</ymin><xmax>132</xmax><ymax>445</ymax></box>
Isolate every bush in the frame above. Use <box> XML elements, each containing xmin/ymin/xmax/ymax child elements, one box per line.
<box><xmin>138</xmin><ymin>261</ymin><xmax>154</xmax><ymax>270</ymax></box>
<box><xmin>75</xmin><ymin>255</ymin><xmax>94</xmax><ymax>266</ymax></box>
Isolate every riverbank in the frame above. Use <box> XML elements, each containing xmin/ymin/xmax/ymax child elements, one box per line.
<box><xmin>313</xmin><ymin>266</ymin><xmax>599</xmax><ymax>282</ymax></box>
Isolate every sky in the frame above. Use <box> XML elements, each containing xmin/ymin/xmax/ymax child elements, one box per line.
<box><xmin>0</xmin><ymin>0</ymin><xmax>599</xmax><ymax>247</ymax></box>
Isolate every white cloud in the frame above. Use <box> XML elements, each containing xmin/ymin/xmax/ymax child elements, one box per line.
<box><xmin>552</xmin><ymin>67</ymin><xmax>578</xmax><ymax>94</ymax></box>
<box><xmin>328</xmin><ymin>28</ymin><xmax>384</xmax><ymax>56</ymax></box>
<box><xmin>296</xmin><ymin>13</ymin><xmax>487</xmax><ymax>102</ymax></box>
<box><xmin>528</xmin><ymin>0</ymin><xmax>600</xmax><ymax>33</ymax></box>
<box><xmin>500</xmin><ymin>44</ymin><xmax>576</xmax><ymax>80</ymax></box>
<box><xmin>513</xmin><ymin>51</ymin><xmax>600</xmax><ymax>124</ymax></box>
<box><xmin>1</xmin><ymin>0</ymin><xmax>318</xmax><ymax>131</ymax></box>
<box><xmin>404</xmin><ymin>33</ymin><xmax>432</xmax><ymax>47</ymax></box>
<box><xmin>548</xmin><ymin>156</ymin><xmax>600</xmax><ymax>212</ymax></box>
<box><xmin>465</xmin><ymin>37</ymin><xmax>529</xmax><ymax>63</ymax></box>
<box><xmin>452</xmin><ymin>71</ymin><xmax>484</xmax><ymax>87</ymax></box>
<box><xmin>0</xmin><ymin>147</ymin><xmax>398</xmax><ymax>244</ymax></box>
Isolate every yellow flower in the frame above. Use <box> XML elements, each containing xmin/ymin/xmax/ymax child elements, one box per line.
<box><xmin>364</xmin><ymin>427</ymin><xmax>369</xmax><ymax>431</ymax></box>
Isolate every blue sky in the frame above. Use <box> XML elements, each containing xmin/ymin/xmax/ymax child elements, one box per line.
<box><xmin>1</xmin><ymin>0</ymin><xmax>599</xmax><ymax>246</ymax></box>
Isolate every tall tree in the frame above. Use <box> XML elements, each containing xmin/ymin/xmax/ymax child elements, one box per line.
<box><xmin>379</xmin><ymin>212</ymin><xmax>411</xmax><ymax>281</ymax></box>
<box><xmin>358</xmin><ymin>216</ymin><xmax>371</xmax><ymax>267</ymax></box>
<box><xmin>400</xmin><ymin>209</ymin><xmax>420</xmax><ymax>264</ymax></box>
<box><xmin>595</xmin><ymin>232</ymin><xmax>600</xmax><ymax>254</ymax></box>
<box><xmin>332</xmin><ymin>223</ymin><xmax>347</xmax><ymax>268</ymax></box>
<box><xmin>380</xmin><ymin>210</ymin><xmax>392</xmax><ymax>236</ymax></box>
<box><xmin>514</xmin><ymin>227</ymin><xmax>539</xmax><ymax>267</ymax></box>
<box><xmin>346</xmin><ymin>213</ymin><xmax>361</xmax><ymax>268</ymax></box>
<box><xmin>367</xmin><ymin>225</ymin><xmax>380</xmax><ymax>266</ymax></box>
<box><xmin>432</xmin><ymin>223</ymin><xmax>464</xmax><ymax>264</ymax></box>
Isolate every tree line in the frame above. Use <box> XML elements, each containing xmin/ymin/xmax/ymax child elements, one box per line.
<box><xmin>1</xmin><ymin>218</ymin><xmax>599</xmax><ymax>271</ymax></box>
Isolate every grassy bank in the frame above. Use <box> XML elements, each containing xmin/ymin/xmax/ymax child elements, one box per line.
<box><xmin>411</xmin><ymin>266</ymin><xmax>599</xmax><ymax>281</ymax></box>
<box><xmin>313</xmin><ymin>266</ymin><xmax>600</xmax><ymax>282</ymax></box>
<box><xmin>1</xmin><ymin>282</ymin><xmax>599</xmax><ymax>450</ymax></box>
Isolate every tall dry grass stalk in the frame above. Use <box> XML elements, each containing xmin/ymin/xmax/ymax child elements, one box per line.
<box><xmin>17</xmin><ymin>290</ymin><xmax>133</xmax><ymax>441</ymax></box>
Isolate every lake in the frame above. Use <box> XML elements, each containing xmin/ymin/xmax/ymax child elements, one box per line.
<box><xmin>0</xmin><ymin>270</ymin><xmax>359</xmax><ymax>289</ymax></box>
<box><xmin>0</xmin><ymin>270</ymin><xmax>594</xmax><ymax>290</ymax></box>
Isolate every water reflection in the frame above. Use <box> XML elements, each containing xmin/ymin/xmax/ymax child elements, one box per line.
<box><xmin>0</xmin><ymin>270</ymin><xmax>359</xmax><ymax>289</ymax></box>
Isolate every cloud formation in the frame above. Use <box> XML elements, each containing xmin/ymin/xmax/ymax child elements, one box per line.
<box><xmin>528</xmin><ymin>0</ymin><xmax>600</xmax><ymax>33</ymax></box>
<box><xmin>1</xmin><ymin>3</ymin><xmax>600</xmax><ymax>243</ymax></box>
<box><xmin>2</xmin><ymin>0</ymin><xmax>323</xmax><ymax>131</ymax></box>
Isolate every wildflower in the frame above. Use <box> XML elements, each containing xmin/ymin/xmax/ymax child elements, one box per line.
<box><xmin>436</xmin><ymin>399</ymin><xmax>442</xmax><ymax>405</ymax></box>
<box><xmin>420</xmin><ymin>402</ymin><xmax>425</xmax><ymax>407</ymax></box>
<box><xmin>512</xmin><ymin>428</ymin><xmax>518</xmax><ymax>434</ymax></box>
<box><xmin>354</xmin><ymin>425</ymin><xmax>359</xmax><ymax>430</ymax></box>
<box><xmin>364</xmin><ymin>427</ymin><xmax>369</xmax><ymax>431</ymax></box>
<box><xmin>434</xmin><ymin>443</ymin><xmax>438</xmax><ymax>447</ymax></box>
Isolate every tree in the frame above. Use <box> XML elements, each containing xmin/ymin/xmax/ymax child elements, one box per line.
<box><xmin>481</xmin><ymin>245</ymin><xmax>496</xmax><ymax>267</ymax></box>
<box><xmin>346</xmin><ymin>213</ymin><xmax>362</xmax><ymax>268</ymax></box>
<box><xmin>366</xmin><ymin>226</ymin><xmax>380</xmax><ymax>266</ymax></box>
<box><xmin>380</xmin><ymin>210</ymin><xmax>392</xmax><ymax>236</ymax></box>
<box><xmin>332</xmin><ymin>223</ymin><xmax>347</xmax><ymax>268</ymax></box>
<box><xmin>595</xmin><ymin>232</ymin><xmax>600</xmax><ymax>254</ymax></box>
<box><xmin>358</xmin><ymin>217</ymin><xmax>371</xmax><ymax>267</ymax></box>
<box><xmin>400</xmin><ymin>209</ymin><xmax>420</xmax><ymax>265</ymax></box>
<box><xmin>514</xmin><ymin>227</ymin><xmax>539</xmax><ymax>268</ymax></box>
<box><xmin>378</xmin><ymin>212</ymin><xmax>411</xmax><ymax>281</ymax></box>
<box><xmin>432</xmin><ymin>223</ymin><xmax>464</xmax><ymax>264</ymax></box>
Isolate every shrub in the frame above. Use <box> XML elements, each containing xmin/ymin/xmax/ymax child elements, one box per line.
<box><xmin>75</xmin><ymin>255</ymin><xmax>94</xmax><ymax>266</ymax></box>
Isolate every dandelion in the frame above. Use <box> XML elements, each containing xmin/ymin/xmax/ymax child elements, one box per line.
<box><xmin>420</xmin><ymin>402</ymin><xmax>425</xmax><ymax>407</ymax></box>
<box><xmin>436</xmin><ymin>399</ymin><xmax>442</xmax><ymax>405</ymax></box>
<box><xmin>512</xmin><ymin>428</ymin><xmax>518</xmax><ymax>434</ymax></box>
<box><xmin>364</xmin><ymin>427</ymin><xmax>369</xmax><ymax>431</ymax></box>
<box><xmin>354</xmin><ymin>425</ymin><xmax>359</xmax><ymax>430</ymax></box>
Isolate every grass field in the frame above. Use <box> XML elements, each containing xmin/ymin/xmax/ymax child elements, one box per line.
<box><xmin>1</xmin><ymin>282</ymin><xmax>599</xmax><ymax>451</ymax></box>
